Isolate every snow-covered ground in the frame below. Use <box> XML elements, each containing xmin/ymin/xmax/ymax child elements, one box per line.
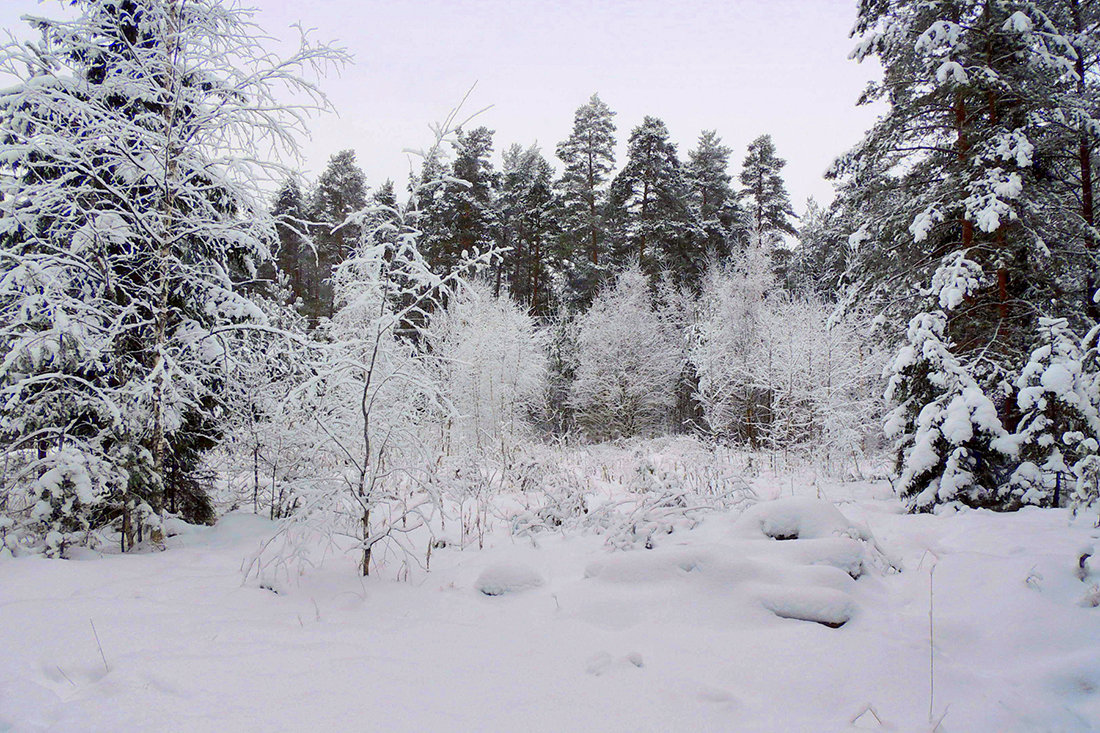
<box><xmin>2</xmin><ymin>464</ymin><xmax>1099</xmax><ymax>732</ymax></box>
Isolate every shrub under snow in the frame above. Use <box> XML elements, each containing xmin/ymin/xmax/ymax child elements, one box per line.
<box><xmin>569</xmin><ymin>266</ymin><xmax>682</xmax><ymax>440</ymax></box>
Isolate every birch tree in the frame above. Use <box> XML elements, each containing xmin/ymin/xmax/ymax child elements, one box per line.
<box><xmin>0</xmin><ymin>0</ymin><xmax>342</xmax><ymax>554</ymax></box>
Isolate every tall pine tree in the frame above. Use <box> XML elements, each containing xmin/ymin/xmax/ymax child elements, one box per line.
<box><xmin>498</xmin><ymin>143</ymin><xmax>560</xmax><ymax>314</ymax></box>
<box><xmin>738</xmin><ymin>134</ymin><xmax>798</xmax><ymax>287</ymax></box>
<box><xmin>308</xmin><ymin>149</ymin><xmax>367</xmax><ymax>322</ymax></box>
<box><xmin>839</xmin><ymin>0</ymin><xmax>1100</xmax><ymax>510</ymax></box>
<box><xmin>609</xmin><ymin>116</ymin><xmax>702</xmax><ymax>284</ymax></box>
<box><xmin>556</xmin><ymin>94</ymin><xmax>617</xmax><ymax>304</ymax></box>
<box><xmin>687</xmin><ymin>130</ymin><xmax>742</xmax><ymax>262</ymax></box>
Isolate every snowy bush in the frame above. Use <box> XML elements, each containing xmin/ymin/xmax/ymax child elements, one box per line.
<box><xmin>692</xmin><ymin>250</ymin><xmax>772</xmax><ymax>445</ymax></box>
<box><xmin>507</xmin><ymin>437</ymin><xmax>755</xmax><ymax>550</ymax></box>
<box><xmin>426</xmin><ymin>282</ymin><xmax>547</xmax><ymax>454</ymax></box>
<box><xmin>569</xmin><ymin>266</ymin><xmax>682</xmax><ymax>440</ymax></box>
<box><xmin>216</xmin><ymin>293</ymin><xmax>322</xmax><ymax>520</ymax></box>
<box><xmin>691</xmin><ymin>251</ymin><xmax>885</xmax><ymax>470</ymax></box>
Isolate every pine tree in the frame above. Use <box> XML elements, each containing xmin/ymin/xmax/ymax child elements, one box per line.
<box><xmin>556</xmin><ymin>94</ymin><xmax>616</xmax><ymax>304</ymax></box>
<box><xmin>687</xmin><ymin>130</ymin><xmax>741</xmax><ymax>261</ymax></box>
<box><xmin>790</xmin><ymin>197</ymin><xmax>854</xmax><ymax>300</ymax></box>
<box><xmin>609</xmin><ymin>116</ymin><xmax>702</xmax><ymax>284</ymax></box>
<box><xmin>421</xmin><ymin>127</ymin><xmax>498</xmax><ymax>278</ymax></box>
<box><xmin>498</xmin><ymin>143</ymin><xmax>561</xmax><ymax>313</ymax></box>
<box><xmin>737</xmin><ymin>134</ymin><xmax>797</xmax><ymax>285</ymax></box>
<box><xmin>308</xmin><ymin>149</ymin><xmax>367</xmax><ymax>322</ymax></box>
<box><xmin>271</xmin><ymin>178</ymin><xmax>314</xmax><ymax>310</ymax></box>
<box><xmin>0</xmin><ymin>0</ymin><xmax>340</xmax><ymax>553</ymax></box>
<box><xmin>838</xmin><ymin>0</ymin><xmax>1100</xmax><ymax>509</ymax></box>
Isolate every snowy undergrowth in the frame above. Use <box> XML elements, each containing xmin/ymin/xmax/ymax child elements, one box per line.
<box><xmin>2</xmin><ymin>444</ymin><xmax>1100</xmax><ymax>731</ymax></box>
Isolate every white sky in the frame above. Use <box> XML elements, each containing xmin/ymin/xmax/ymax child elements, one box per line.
<box><xmin>1</xmin><ymin>0</ymin><xmax>884</xmax><ymax>214</ymax></box>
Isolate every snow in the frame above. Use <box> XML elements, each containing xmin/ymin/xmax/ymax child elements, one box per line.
<box><xmin>1003</xmin><ymin>11</ymin><xmax>1034</xmax><ymax>34</ymax></box>
<box><xmin>1041</xmin><ymin>363</ymin><xmax>1075</xmax><ymax>395</ymax></box>
<box><xmin>3</xmin><ymin>469</ymin><xmax>1099</xmax><ymax>731</ymax></box>
<box><xmin>732</xmin><ymin>496</ymin><xmax>865</xmax><ymax>541</ymax></box>
<box><xmin>934</xmin><ymin>60</ymin><xmax>968</xmax><ymax>85</ymax></box>
<box><xmin>908</xmin><ymin>206</ymin><xmax>942</xmax><ymax>243</ymax></box>
<box><xmin>758</xmin><ymin>584</ymin><xmax>854</xmax><ymax>627</ymax></box>
<box><xmin>476</xmin><ymin>562</ymin><xmax>545</xmax><ymax>595</ymax></box>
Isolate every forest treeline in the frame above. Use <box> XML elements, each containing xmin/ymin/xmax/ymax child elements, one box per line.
<box><xmin>270</xmin><ymin>101</ymin><xmax>801</xmax><ymax>322</ymax></box>
<box><xmin>0</xmin><ymin>0</ymin><xmax>1098</xmax><ymax>565</ymax></box>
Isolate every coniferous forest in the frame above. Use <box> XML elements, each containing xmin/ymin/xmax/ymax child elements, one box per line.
<box><xmin>1</xmin><ymin>1</ymin><xmax>1099</xmax><ymax>730</ymax></box>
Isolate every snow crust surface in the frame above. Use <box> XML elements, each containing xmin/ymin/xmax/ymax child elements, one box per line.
<box><xmin>2</xmin><ymin>474</ymin><xmax>1100</xmax><ymax>731</ymax></box>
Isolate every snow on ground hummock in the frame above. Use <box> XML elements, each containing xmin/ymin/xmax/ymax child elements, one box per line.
<box><xmin>2</xmin><ymin>485</ymin><xmax>1100</xmax><ymax>731</ymax></box>
<box><xmin>476</xmin><ymin>562</ymin><xmax>544</xmax><ymax>595</ymax></box>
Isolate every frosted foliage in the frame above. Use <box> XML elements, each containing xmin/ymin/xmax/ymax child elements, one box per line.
<box><xmin>909</xmin><ymin>207</ymin><xmax>944</xmax><ymax>243</ymax></box>
<box><xmin>928</xmin><ymin>252</ymin><xmax>984</xmax><ymax>311</ymax></box>
<box><xmin>427</xmin><ymin>282</ymin><xmax>548</xmax><ymax>451</ymax></box>
<box><xmin>915</xmin><ymin>20</ymin><xmax>963</xmax><ymax>53</ymax></box>
<box><xmin>244</xmin><ymin>113</ymin><xmax>503</xmax><ymax>580</ymax></box>
<box><xmin>691</xmin><ymin>251</ymin><xmax>885</xmax><ymax>469</ymax></box>
<box><xmin>991</xmin><ymin>130</ymin><xmax>1035</xmax><ymax>168</ymax></box>
<box><xmin>691</xmin><ymin>249</ymin><xmax>773</xmax><ymax>442</ymax></box>
<box><xmin>570</xmin><ymin>267</ymin><xmax>681</xmax><ymax>440</ymax></box>
<box><xmin>966</xmin><ymin>168</ymin><xmax>1022</xmax><ymax>233</ymax></box>
<box><xmin>935</xmin><ymin>61</ymin><xmax>969</xmax><ymax>85</ymax></box>
<box><xmin>0</xmin><ymin>0</ymin><xmax>341</xmax><ymax>551</ymax></box>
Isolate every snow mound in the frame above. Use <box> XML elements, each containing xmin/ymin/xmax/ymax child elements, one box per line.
<box><xmin>476</xmin><ymin>563</ymin><xmax>544</xmax><ymax>596</ymax></box>
<box><xmin>734</xmin><ymin>497</ymin><xmax>865</xmax><ymax>541</ymax></box>
<box><xmin>583</xmin><ymin>550</ymin><xmax>757</xmax><ymax>584</ymax></box>
<box><xmin>772</xmin><ymin>537</ymin><xmax>867</xmax><ymax>579</ymax></box>
<box><xmin>756</xmin><ymin>584</ymin><xmax>855</xmax><ymax>628</ymax></box>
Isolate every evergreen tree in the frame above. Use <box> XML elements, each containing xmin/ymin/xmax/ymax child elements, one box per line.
<box><xmin>839</xmin><ymin>0</ymin><xmax>1100</xmax><ymax>509</ymax></box>
<box><xmin>498</xmin><ymin>144</ymin><xmax>561</xmax><ymax>314</ymax></box>
<box><xmin>609</xmin><ymin>116</ymin><xmax>702</xmax><ymax>284</ymax></box>
<box><xmin>790</xmin><ymin>197</ymin><xmax>855</xmax><ymax>300</ymax></box>
<box><xmin>0</xmin><ymin>0</ymin><xmax>339</xmax><ymax>552</ymax></box>
<box><xmin>738</xmin><ymin>134</ymin><xmax>798</xmax><ymax>247</ymax></box>
<box><xmin>421</xmin><ymin>127</ymin><xmax>498</xmax><ymax>278</ymax></box>
<box><xmin>271</xmin><ymin>178</ymin><xmax>314</xmax><ymax>310</ymax></box>
<box><xmin>884</xmin><ymin>306</ymin><xmax>1013</xmax><ymax>511</ymax></box>
<box><xmin>556</xmin><ymin>94</ymin><xmax>617</xmax><ymax>304</ymax></box>
<box><xmin>1010</xmin><ymin>317</ymin><xmax>1100</xmax><ymax>507</ymax></box>
<box><xmin>687</xmin><ymin>130</ymin><xmax>741</xmax><ymax>260</ymax></box>
<box><xmin>308</xmin><ymin>149</ymin><xmax>368</xmax><ymax>322</ymax></box>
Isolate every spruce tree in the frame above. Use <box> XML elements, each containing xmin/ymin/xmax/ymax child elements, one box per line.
<box><xmin>737</xmin><ymin>134</ymin><xmax>797</xmax><ymax>286</ymax></box>
<box><xmin>1010</xmin><ymin>317</ymin><xmax>1100</xmax><ymax>507</ymax></box>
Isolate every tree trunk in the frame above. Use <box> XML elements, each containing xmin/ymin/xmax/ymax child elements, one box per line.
<box><xmin>361</xmin><ymin>508</ymin><xmax>371</xmax><ymax>576</ymax></box>
<box><xmin>252</xmin><ymin>445</ymin><xmax>260</xmax><ymax>515</ymax></box>
<box><xmin>151</xmin><ymin>0</ymin><xmax>183</xmax><ymax>542</ymax></box>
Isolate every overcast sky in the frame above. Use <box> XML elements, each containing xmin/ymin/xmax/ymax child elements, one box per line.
<box><xmin>0</xmin><ymin>0</ymin><xmax>883</xmax><ymax>214</ymax></box>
